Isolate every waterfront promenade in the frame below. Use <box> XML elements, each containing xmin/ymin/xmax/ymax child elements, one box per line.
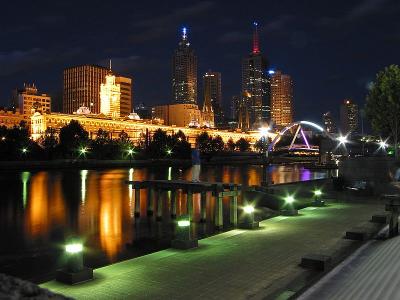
<box><xmin>41</xmin><ymin>202</ymin><xmax>383</xmax><ymax>299</ymax></box>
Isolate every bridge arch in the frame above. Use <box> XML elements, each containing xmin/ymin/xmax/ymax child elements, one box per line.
<box><xmin>267</xmin><ymin>120</ymin><xmax>333</xmax><ymax>153</ymax></box>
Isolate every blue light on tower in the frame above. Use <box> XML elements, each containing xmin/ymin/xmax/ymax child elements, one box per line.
<box><xmin>182</xmin><ymin>27</ymin><xmax>187</xmax><ymax>39</ymax></box>
<box><xmin>268</xmin><ymin>70</ymin><xmax>275</xmax><ymax>75</ymax></box>
<box><xmin>253</xmin><ymin>21</ymin><xmax>258</xmax><ymax>26</ymax></box>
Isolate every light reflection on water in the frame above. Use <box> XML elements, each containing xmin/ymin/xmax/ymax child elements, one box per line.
<box><xmin>0</xmin><ymin>164</ymin><xmax>332</xmax><ymax>281</ymax></box>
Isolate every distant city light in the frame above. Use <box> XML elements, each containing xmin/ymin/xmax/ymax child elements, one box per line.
<box><xmin>1</xmin><ymin>136</ymin><xmax>5</xmax><ymax>141</ymax></box>
<box><xmin>379</xmin><ymin>140</ymin><xmax>388</xmax><ymax>149</ymax></box>
<box><xmin>253</xmin><ymin>21</ymin><xmax>258</xmax><ymax>26</ymax></box>
<box><xmin>21</xmin><ymin>147</ymin><xmax>28</xmax><ymax>153</ymax></box>
<box><xmin>268</xmin><ymin>70</ymin><xmax>275</xmax><ymax>75</ymax></box>
<box><xmin>127</xmin><ymin>149</ymin><xmax>135</xmax><ymax>155</ymax></box>
<box><xmin>166</xmin><ymin>149</ymin><xmax>172</xmax><ymax>155</ymax></box>
<box><xmin>79</xmin><ymin>147</ymin><xmax>88</xmax><ymax>155</ymax></box>
<box><xmin>258</xmin><ymin>127</ymin><xmax>270</xmax><ymax>137</ymax></box>
<box><xmin>243</xmin><ymin>205</ymin><xmax>255</xmax><ymax>214</ymax></box>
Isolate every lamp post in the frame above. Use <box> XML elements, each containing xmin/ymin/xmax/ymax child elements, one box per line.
<box><xmin>171</xmin><ymin>215</ymin><xmax>198</xmax><ymax>250</ymax></box>
<box><xmin>127</xmin><ymin>148</ymin><xmax>134</xmax><ymax>163</ymax></box>
<box><xmin>56</xmin><ymin>238</ymin><xmax>93</xmax><ymax>284</ymax></box>
<box><xmin>239</xmin><ymin>204</ymin><xmax>259</xmax><ymax>229</ymax></box>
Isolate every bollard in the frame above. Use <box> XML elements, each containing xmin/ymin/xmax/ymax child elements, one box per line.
<box><xmin>171</xmin><ymin>215</ymin><xmax>198</xmax><ymax>250</ymax></box>
<box><xmin>312</xmin><ymin>189</ymin><xmax>325</xmax><ymax>207</ymax></box>
<box><xmin>384</xmin><ymin>194</ymin><xmax>400</xmax><ymax>238</ymax></box>
<box><xmin>239</xmin><ymin>204</ymin><xmax>259</xmax><ymax>229</ymax></box>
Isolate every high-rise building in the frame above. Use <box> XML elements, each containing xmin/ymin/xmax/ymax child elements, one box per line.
<box><xmin>100</xmin><ymin>71</ymin><xmax>121</xmax><ymax>118</ymax></box>
<box><xmin>203</xmin><ymin>71</ymin><xmax>222</xmax><ymax>126</ymax></box>
<box><xmin>63</xmin><ymin>65</ymin><xmax>108</xmax><ymax>114</ymax></box>
<box><xmin>17</xmin><ymin>83</ymin><xmax>51</xmax><ymax>115</ymax></box>
<box><xmin>340</xmin><ymin>99</ymin><xmax>359</xmax><ymax>134</ymax></box>
<box><xmin>115</xmin><ymin>76</ymin><xmax>132</xmax><ymax>117</ymax></box>
<box><xmin>241</xmin><ymin>22</ymin><xmax>270</xmax><ymax>130</ymax></box>
<box><xmin>270</xmin><ymin>70</ymin><xmax>293</xmax><ymax>127</ymax></box>
<box><xmin>135</xmin><ymin>103</ymin><xmax>152</xmax><ymax>120</ymax></box>
<box><xmin>172</xmin><ymin>27</ymin><xmax>197</xmax><ymax>104</ymax></box>
<box><xmin>323</xmin><ymin>111</ymin><xmax>337</xmax><ymax>133</ymax></box>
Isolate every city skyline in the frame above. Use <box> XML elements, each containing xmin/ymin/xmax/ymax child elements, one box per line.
<box><xmin>0</xmin><ymin>0</ymin><xmax>399</xmax><ymax>125</ymax></box>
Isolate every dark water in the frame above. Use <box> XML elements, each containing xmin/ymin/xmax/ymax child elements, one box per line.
<box><xmin>0</xmin><ymin>164</ymin><xmax>333</xmax><ymax>282</ymax></box>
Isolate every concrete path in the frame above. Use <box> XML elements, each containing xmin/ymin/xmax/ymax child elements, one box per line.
<box><xmin>41</xmin><ymin>203</ymin><xmax>382</xmax><ymax>300</ymax></box>
<box><xmin>299</xmin><ymin>227</ymin><xmax>400</xmax><ymax>300</ymax></box>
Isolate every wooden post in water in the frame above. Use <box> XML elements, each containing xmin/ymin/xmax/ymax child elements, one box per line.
<box><xmin>147</xmin><ymin>187</ymin><xmax>154</xmax><ymax>216</ymax></box>
<box><xmin>170</xmin><ymin>190</ymin><xmax>177</xmax><ymax>218</ymax></box>
<box><xmin>134</xmin><ymin>188</ymin><xmax>141</xmax><ymax>218</ymax></box>
<box><xmin>187</xmin><ymin>190</ymin><xmax>193</xmax><ymax>221</ymax></box>
<box><xmin>200</xmin><ymin>191</ymin><xmax>207</xmax><ymax>223</ymax></box>
<box><xmin>230</xmin><ymin>185</ymin><xmax>238</xmax><ymax>227</ymax></box>
<box><xmin>215</xmin><ymin>184</ymin><xmax>223</xmax><ymax>230</ymax></box>
<box><xmin>156</xmin><ymin>189</ymin><xmax>162</xmax><ymax>221</ymax></box>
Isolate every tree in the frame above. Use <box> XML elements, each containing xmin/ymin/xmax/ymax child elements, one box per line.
<box><xmin>236</xmin><ymin>138</ymin><xmax>250</xmax><ymax>152</ymax></box>
<box><xmin>210</xmin><ymin>135</ymin><xmax>224</xmax><ymax>153</ymax></box>
<box><xmin>226</xmin><ymin>138</ymin><xmax>236</xmax><ymax>152</ymax></box>
<box><xmin>254</xmin><ymin>137</ymin><xmax>271</xmax><ymax>153</ymax></box>
<box><xmin>365</xmin><ymin>65</ymin><xmax>400</xmax><ymax>158</ymax></box>
<box><xmin>196</xmin><ymin>132</ymin><xmax>213</xmax><ymax>154</ymax></box>
<box><xmin>58</xmin><ymin>120</ymin><xmax>89</xmax><ymax>158</ymax></box>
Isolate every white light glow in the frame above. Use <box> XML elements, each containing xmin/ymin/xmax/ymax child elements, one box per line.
<box><xmin>66</xmin><ymin>243</ymin><xmax>83</xmax><ymax>254</ymax></box>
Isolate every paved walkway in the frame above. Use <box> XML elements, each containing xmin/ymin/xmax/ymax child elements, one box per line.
<box><xmin>299</xmin><ymin>226</ymin><xmax>400</xmax><ymax>300</ymax></box>
<box><xmin>41</xmin><ymin>203</ymin><xmax>382</xmax><ymax>300</ymax></box>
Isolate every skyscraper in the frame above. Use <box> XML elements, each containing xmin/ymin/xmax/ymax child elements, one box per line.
<box><xmin>323</xmin><ymin>111</ymin><xmax>337</xmax><ymax>133</ymax></box>
<box><xmin>203</xmin><ymin>71</ymin><xmax>222</xmax><ymax>126</ymax></box>
<box><xmin>270</xmin><ymin>70</ymin><xmax>293</xmax><ymax>127</ymax></box>
<box><xmin>115</xmin><ymin>76</ymin><xmax>132</xmax><ymax>117</ymax></box>
<box><xmin>63</xmin><ymin>65</ymin><xmax>108</xmax><ymax>114</ymax></box>
<box><xmin>172</xmin><ymin>27</ymin><xmax>197</xmax><ymax>104</ymax></box>
<box><xmin>241</xmin><ymin>22</ymin><xmax>270</xmax><ymax>130</ymax></box>
<box><xmin>17</xmin><ymin>83</ymin><xmax>51</xmax><ymax>115</ymax></box>
<box><xmin>340</xmin><ymin>99</ymin><xmax>359</xmax><ymax>134</ymax></box>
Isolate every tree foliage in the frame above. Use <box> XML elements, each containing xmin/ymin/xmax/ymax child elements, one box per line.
<box><xmin>236</xmin><ymin>138</ymin><xmax>250</xmax><ymax>152</ymax></box>
<box><xmin>365</xmin><ymin>65</ymin><xmax>400</xmax><ymax>157</ymax></box>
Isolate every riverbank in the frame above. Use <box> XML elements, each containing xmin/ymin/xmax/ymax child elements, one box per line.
<box><xmin>41</xmin><ymin>200</ymin><xmax>384</xmax><ymax>299</ymax></box>
<box><xmin>0</xmin><ymin>156</ymin><xmax>322</xmax><ymax>171</ymax></box>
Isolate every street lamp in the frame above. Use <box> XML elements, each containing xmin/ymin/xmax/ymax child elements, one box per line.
<box><xmin>166</xmin><ymin>149</ymin><xmax>172</xmax><ymax>155</ymax></box>
<box><xmin>56</xmin><ymin>239</ymin><xmax>93</xmax><ymax>284</ymax></box>
<box><xmin>127</xmin><ymin>148</ymin><xmax>135</xmax><ymax>162</ymax></box>
<box><xmin>79</xmin><ymin>147</ymin><xmax>88</xmax><ymax>158</ymax></box>
<box><xmin>281</xmin><ymin>194</ymin><xmax>298</xmax><ymax>216</ymax></box>
<box><xmin>21</xmin><ymin>147</ymin><xmax>28</xmax><ymax>154</ymax></box>
<box><xmin>337</xmin><ymin>135</ymin><xmax>348</xmax><ymax>146</ymax></box>
<box><xmin>239</xmin><ymin>204</ymin><xmax>259</xmax><ymax>229</ymax></box>
<box><xmin>171</xmin><ymin>215</ymin><xmax>198</xmax><ymax>250</ymax></box>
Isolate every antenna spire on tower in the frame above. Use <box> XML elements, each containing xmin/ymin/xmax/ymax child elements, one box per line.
<box><xmin>182</xmin><ymin>27</ymin><xmax>187</xmax><ymax>40</ymax></box>
<box><xmin>252</xmin><ymin>21</ymin><xmax>260</xmax><ymax>54</ymax></box>
<box><xmin>109</xmin><ymin>59</ymin><xmax>112</xmax><ymax>71</ymax></box>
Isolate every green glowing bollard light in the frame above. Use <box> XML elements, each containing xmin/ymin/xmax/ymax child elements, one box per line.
<box><xmin>239</xmin><ymin>204</ymin><xmax>259</xmax><ymax>229</ymax></box>
<box><xmin>171</xmin><ymin>215</ymin><xmax>198</xmax><ymax>250</ymax></box>
<box><xmin>281</xmin><ymin>195</ymin><xmax>298</xmax><ymax>216</ymax></box>
<box><xmin>56</xmin><ymin>239</ymin><xmax>93</xmax><ymax>284</ymax></box>
<box><xmin>312</xmin><ymin>189</ymin><xmax>325</xmax><ymax>207</ymax></box>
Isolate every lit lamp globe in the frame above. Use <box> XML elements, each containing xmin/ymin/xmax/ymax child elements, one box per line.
<box><xmin>312</xmin><ymin>189</ymin><xmax>325</xmax><ymax>207</ymax></box>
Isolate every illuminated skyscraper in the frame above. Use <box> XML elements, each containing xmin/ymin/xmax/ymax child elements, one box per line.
<box><xmin>203</xmin><ymin>71</ymin><xmax>222</xmax><ymax>126</ymax></box>
<box><xmin>340</xmin><ymin>99</ymin><xmax>359</xmax><ymax>133</ymax></box>
<box><xmin>241</xmin><ymin>22</ymin><xmax>270</xmax><ymax>130</ymax></box>
<box><xmin>63</xmin><ymin>65</ymin><xmax>108</xmax><ymax>114</ymax></box>
<box><xmin>270</xmin><ymin>70</ymin><xmax>293</xmax><ymax>127</ymax></box>
<box><xmin>17</xmin><ymin>83</ymin><xmax>51</xmax><ymax>115</ymax></box>
<box><xmin>100</xmin><ymin>69</ymin><xmax>121</xmax><ymax>118</ymax></box>
<box><xmin>172</xmin><ymin>27</ymin><xmax>197</xmax><ymax>104</ymax></box>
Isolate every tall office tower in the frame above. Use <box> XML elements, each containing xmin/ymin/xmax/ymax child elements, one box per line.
<box><xmin>270</xmin><ymin>70</ymin><xmax>293</xmax><ymax>127</ymax></box>
<box><xmin>203</xmin><ymin>71</ymin><xmax>223</xmax><ymax>126</ymax></box>
<box><xmin>63</xmin><ymin>65</ymin><xmax>108</xmax><ymax>114</ymax></box>
<box><xmin>323</xmin><ymin>111</ymin><xmax>337</xmax><ymax>133</ymax></box>
<box><xmin>115</xmin><ymin>76</ymin><xmax>132</xmax><ymax>117</ymax></box>
<box><xmin>172</xmin><ymin>27</ymin><xmax>197</xmax><ymax>104</ymax></box>
<box><xmin>100</xmin><ymin>70</ymin><xmax>121</xmax><ymax>118</ymax></box>
<box><xmin>340</xmin><ymin>99</ymin><xmax>359</xmax><ymax>134</ymax></box>
<box><xmin>231</xmin><ymin>95</ymin><xmax>240</xmax><ymax>120</ymax></box>
<box><xmin>241</xmin><ymin>22</ymin><xmax>270</xmax><ymax>130</ymax></box>
<box><xmin>17</xmin><ymin>83</ymin><xmax>51</xmax><ymax>115</ymax></box>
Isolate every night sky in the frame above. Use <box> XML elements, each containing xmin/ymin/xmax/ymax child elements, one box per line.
<box><xmin>0</xmin><ymin>0</ymin><xmax>399</xmax><ymax>125</ymax></box>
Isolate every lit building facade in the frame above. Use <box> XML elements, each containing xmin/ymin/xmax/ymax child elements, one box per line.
<box><xmin>0</xmin><ymin>110</ymin><xmax>27</xmax><ymax>128</ymax></box>
<box><xmin>340</xmin><ymin>99</ymin><xmax>359</xmax><ymax>134</ymax></box>
<box><xmin>30</xmin><ymin>112</ymin><xmax>262</xmax><ymax>146</ymax></box>
<box><xmin>153</xmin><ymin>103</ymin><xmax>203</xmax><ymax>128</ymax></box>
<box><xmin>100</xmin><ymin>72</ymin><xmax>121</xmax><ymax>118</ymax></box>
<box><xmin>241</xmin><ymin>22</ymin><xmax>270</xmax><ymax>130</ymax></box>
<box><xmin>323</xmin><ymin>111</ymin><xmax>337</xmax><ymax>133</ymax></box>
<box><xmin>63</xmin><ymin>65</ymin><xmax>108</xmax><ymax>114</ymax></box>
<box><xmin>270</xmin><ymin>70</ymin><xmax>293</xmax><ymax>127</ymax></box>
<box><xmin>115</xmin><ymin>76</ymin><xmax>132</xmax><ymax>117</ymax></box>
<box><xmin>203</xmin><ymin>71</ymin><xmax>222</xmax><ymax>126</ymax></box>
<box><xmin>172</xmin><ymin>27</ymin><xmax>197</xmax><ymax>104</ymax></box>
<box><xmin>17</xmin><ymin>84</ymin><xmax>51</xmax><ymax>115</ymax></box>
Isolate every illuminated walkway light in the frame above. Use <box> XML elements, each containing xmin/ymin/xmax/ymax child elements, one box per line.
<box><xmin>282</xmin><ymin>195</ymin><xmax>298</xmax><ymax>216</ymax></box>
<box><xmin>239</xmin><ymin>204</ymin><xmax>259</xmax><ymax>229</ymax></box>
<box><xmin>285</xmin><ymin>195</ymin><xmax>295</xmax><ymax>204</ymax></box>
<box><xmin>337</xmin><ymin>135</ymin><xmax>348</xmax><ymax>145</ymax></box>
<box><xmin>66</xmin><ymin>243</ymin><xmax>83</xmax><ymax>254</ymax></box>
<box><xmin>312</xmin><ymin>189</ymin><xmax>325</xmax><ymax>207</ymax></box>
<box><xmin>21</xmin><ymin>147</ymin><xmax>28</xmax><ymax>154</ymax></box>
<box><xmin>177</xmin><ymin>220</ymin><xmax>190</xmax><ymax>227</ymax></box>
<box><xmin>243</xmin><ymin>205</ymin><xmax>255</xmax><ymax>214</ymax></box>
<box><xmin>172</xmin><ymin>215</ymin><xmax>197</xmax><ymax>250</ymax></box>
